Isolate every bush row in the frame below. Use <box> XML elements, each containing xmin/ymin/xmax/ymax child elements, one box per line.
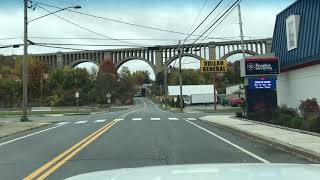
<box><xmin>237</xmin><ymin>98</ymin><xmax>320</xmax><ymax>133</ymax></box>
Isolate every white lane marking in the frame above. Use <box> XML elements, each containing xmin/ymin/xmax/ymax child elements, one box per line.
<box><xmin>57</xmin><ymin>122</ymin><xmax>69</xmax><ymax>125</ymax></box>
<box><xmin>74</xmin><ymin>120</ymin><xmax>87</xmax><ymax>124</ymax></box>
<box><xmin>94</xmin><ymin>119</ymin><xmax>106</xmax><ymax>123</ymax></box>
<box><xmin>184</xmin><ymin>119</ymin><xmax>270</xmax><ymax>163</ymax></box>
<box><xmin>151</xmin><ymin>118</ymin><xmax>160</xmax><ymax>121</ymax></box>
<box><xmin>186</xmin><ymin>118</ymin><xmax>197</xmax><ymax>121</ymax></box>
<box><xmin>114</xmin><ymin>118</ymin><xmax>124</xmax><ymax>121</ymax></box>
<box><xmin>168</xmin><ymin>118</ymin><xmax>179</xmax><ymax>120</ymax></box>
<box><xmin>132</xmin><ymin>118</ymin><xmax>142</xmax><ymax>121</ymax></box>
<box><xmin>0</xmin><ymin>123</ymin><xmax>67</xmax><ymax>147</ymax></box>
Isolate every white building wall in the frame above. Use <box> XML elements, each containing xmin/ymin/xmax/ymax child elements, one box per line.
<box><xmin>226</xmin><ymin>84</ymin><xmax>242</xmax><ymax>95</ymax></box>
<box><xmin>277</xmin><ymin>64</ymin><xmax>320</xmax><ymax>108</ymax></box>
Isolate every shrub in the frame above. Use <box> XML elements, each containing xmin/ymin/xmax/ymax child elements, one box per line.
<box><xmin>247</xmin><ymin>108</ymin><xmax>279</xmax><ymax>123</ymax></box>
<box><xmin>299</xmin><ymin>98</ymin><xmax>320</xmax><ymax>120</ymax></box>
<box><xmin>279</xmin><ymin>105</ymin><xmax>299</xmax><ymax>117</ymax></box>
<box><xmin>235</xmin><ymin>111</ymin><xmax>243</xmax><ymax>118</ymax></box>
<box><xmin>288</xmin><ymin>117</ymin><xmax>304</xmax><ymax>129</ymax></box>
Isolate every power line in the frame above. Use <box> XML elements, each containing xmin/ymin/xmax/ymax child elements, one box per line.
<box><xmin>200</xmin><ymin>0</ymin><xmax>237</xmax><ymax>43</ymax></box>
<box><xmin>184</xmin><ymin>0</ymin><xmax>224</xmax><ymax>43</ymax></box>
<box><xmin>31</xmin><ymin>1</ymin><xmax>217</xmax><ymax>39</ymax></box>
<box><xmin>188</xmin><ymin>0</ymin><xmax>209</xmax><ymax>33</ymax></box>
<box><xmin>35</xmin><ymin>5</ymin><xmax>145</xmax><ymax>48</ymax></box>
<box><xmin>192</xmin><ymin>0</ymin><xmax>240</xmax><ymax>44</ymax></box>
<box><xmin>34</xmin><ymin>42</ymin><xmax>149</xmax><ymax>47</ymax></box>
<box><xmin>33</xmin><ymin>44</ymin><xmax>90</xmax><ymax>51</ymax></box>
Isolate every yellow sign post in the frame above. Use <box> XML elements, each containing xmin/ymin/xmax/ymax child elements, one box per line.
<box><xmin>200</xmin><ymin>59</ymin><xmax>227</xmax><ymax>73</ymax></box>
<box><xmin>200</xmin><ymin>59</ymin><xmax>228</xmax><ymax>111</ymax></box>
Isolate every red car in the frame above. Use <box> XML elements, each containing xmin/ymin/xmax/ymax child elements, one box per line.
<box><xmin>228</xmin><ymin>98</ymin><xmax>244</xmax><ymax>107</ymax></box>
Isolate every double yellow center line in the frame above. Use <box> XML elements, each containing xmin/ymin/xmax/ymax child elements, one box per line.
<box><xmin>24</xmin><ymin>120</ymin><xmax>118</xmax><ymax>180</ymax></box>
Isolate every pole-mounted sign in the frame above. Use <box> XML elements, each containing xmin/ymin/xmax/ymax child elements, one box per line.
<box><xmin>200</xmin><ymin>59</ymin><xmax>228</xmax><ymax>111</ymax></box>
<box><xmin>200</xmin><ymin>59</ymin><xmax>228</xmax><ymax>73</ymax></box>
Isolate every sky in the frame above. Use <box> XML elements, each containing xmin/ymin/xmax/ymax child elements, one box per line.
<box><xmin>0</xmin><ymin>0</ymin><xmax>296</xmax><ymax>79</ymax></box>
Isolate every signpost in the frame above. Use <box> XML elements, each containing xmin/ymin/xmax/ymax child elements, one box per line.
<box><xmin>75</xmin><ymin>91</ymin><xmax>79</xmax><ymax>112</ymax></box>
<box><xmin>106</xmin><ymin>92</ymin><xmax>111</xmax><ymax>112</ymax></box>
<box><xmin>200</xmin><ymin>59</ymin><xmax>228</xmax><ymax>111</ymax></box>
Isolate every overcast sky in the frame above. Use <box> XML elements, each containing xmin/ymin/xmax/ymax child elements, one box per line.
<box><xmin>0</xmin><ymin>0</ymin><xmax>295</xmax><ymax>79</ymax></box>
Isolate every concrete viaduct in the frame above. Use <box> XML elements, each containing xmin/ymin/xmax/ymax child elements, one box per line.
<box><xmin>32</xmin><ymin>38</ymin><xmax>272</xmax><ymax>74</ymax></box>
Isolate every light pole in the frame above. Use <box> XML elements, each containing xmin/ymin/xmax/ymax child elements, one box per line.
<box><xmin>20</xmin><ymin>1</ymin><xmax>81</xmax><ymax>121</ymax></box>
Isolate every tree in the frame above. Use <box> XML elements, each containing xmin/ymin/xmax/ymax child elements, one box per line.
<box><xmin>0</xmin><ymin>78</ymin><xmax>22</xmax><ymax>108</ymax></box>
<box><xmin>132</xmin><ymin>70</ymin><xmax>151</xmax><ymax>85</ymax></box>
<box><xmin>45</xmin><ymin>67</ymin><xmax>94</xmax><ymax>106</ymax></box>
<box><xmin>99</xmin><ymin>59</ymin><xmax>117</xmax><ymax>75</ymax></box>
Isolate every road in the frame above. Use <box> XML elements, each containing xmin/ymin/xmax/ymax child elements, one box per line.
<box><xmin>0</xmin><ymin>97</ymin><xmax>311</xmax><ymax>179</ymax></box>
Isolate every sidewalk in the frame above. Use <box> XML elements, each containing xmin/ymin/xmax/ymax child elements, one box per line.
<box><xmin>199</xmin><ymin>115</ymin><xmax>320</xmax><ymax>161</ymax></box>
<box><xmin>0</xmin><ymin>121</ymin><xmax>52</xmax><ymax>139</ymax></box>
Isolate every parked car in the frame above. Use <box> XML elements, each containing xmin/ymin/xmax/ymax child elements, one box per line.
<box><xmin>228</xmin><ymin>98</ymin><xmax>244</xmax><ymax>107</ymax></box>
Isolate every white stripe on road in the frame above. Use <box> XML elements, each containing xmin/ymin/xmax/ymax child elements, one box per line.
<box><xmin>57</xmin><ymin>122</ymin><xmax>69</xmax><ymax>125</ymax></box>
<box><xmin>0</xmin><ymin>123</ymin><xmax>67</xmax><ymax>147</ymax></box>
<box><xmin>114</xmin><ymin>118</ymin><xmax>124</xmax><ymax>121</ymax></box>
<box><xmin>94</xmin><ymin>119</ymin><xmax>106</xmax><ymax>123</ymax></box>
<box><xmin>74</xmin><ymin>121</ymin><xmax>87</xmax><ymax>124</ymax></box>
<box><xmin>186</xmin><ymin>118</ymin><xmax>197</xmax><ymax>121</ymax></box>
<box><xmin>132</xmin><ymin>118</ymin><xmax>142</xmax><ymax>121</ymax></box>
<box><xmin>151</xmin><ymin>118</ymin><xmax>160</xmax><ymax>121</ymax></box>
<box><xmin>168</xmin><ymin>118</ymin><xmax>179</xmax><ymax>120</ymax></box>
<box><xmin>184</xmin><ymin>119</ymin><xmax>270</xmax><ymax>163</ymax></box>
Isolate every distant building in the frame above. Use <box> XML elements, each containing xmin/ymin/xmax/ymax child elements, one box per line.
<box><xmin>168</xmin><ymin>85</ymin><xmax>218</xmax><ymax>104</ymax></box>
<box><xmin>272</xmin><ymin>0</ymin><xmax>320</xmax><ymax>108</ymax></box>
<box><xmin>168</xmin><ymin>85</ymin><xmax>217</xmax><ymax>96</ymax></box>
<box><xmin>226</xmin><ymin>84</ymin><xmax>244</xmax><ymax>99</ymax></box>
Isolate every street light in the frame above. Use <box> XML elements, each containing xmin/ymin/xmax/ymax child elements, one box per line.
<box><xmin>20</xmin><ymin>0</ymin><xmax>82</xmax><ymax>121</ymax></box>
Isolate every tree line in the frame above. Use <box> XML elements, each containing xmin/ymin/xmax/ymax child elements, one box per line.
<box><xmin>0</xmin><ymin>56</ymin><xmax>152</xmax><ymax>108</ymax></box>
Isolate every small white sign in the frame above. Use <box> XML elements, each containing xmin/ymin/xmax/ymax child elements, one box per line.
<box><xmin>106</xmin><ymin>92</ymin><xmax>111</xmax><ymax>98</ymax></box>
<box><xmin>75</xmin><ymin>92</ymin><xmax>79</xmax><ymax>98</ymax></box>
<box><xmin>107</xmin><ymin>99</ymin><xmax>111</xmax><ymax>104</ymax></box>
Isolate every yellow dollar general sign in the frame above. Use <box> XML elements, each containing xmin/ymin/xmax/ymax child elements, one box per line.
<box><xmin>200</xmin><ymin>59</ymin><xmax>227</xmax><ymax>72</ymax></box>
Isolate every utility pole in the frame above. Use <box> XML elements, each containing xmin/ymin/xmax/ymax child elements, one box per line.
<box><xmin>238</xmin><ymin>4</ymin><xmax>245</xmax><ymax>60</ymax></box>
<box><xmin>178</xmin><ymin>40</ymin><xmax>183</xmax><ymax>111</ymax></box>
<box><xmin>164</xmin><ymin>67</ymin><xmax>168</xmax><ymax>109</ymax></box>
<box><xmin>21</xmin><ymin>0</ymin><xmax>29</xmax><ymax>122</ymax></box>
<box><xmin>238</xmin><ymin>3</ymin><xmax>246</xmax><ymax>116</ymax></box>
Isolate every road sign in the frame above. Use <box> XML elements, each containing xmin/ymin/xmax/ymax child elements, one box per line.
<box><xmin>200</xmin><ymin>60</ymin><xmax>227</xmax><ymax>73</ymax></box>
<box><xmin>244</xmin><ymin>57</ymin><xmax>279</xmax><ymax>76</ymax></box>
<box><xmin>106</xmin><ymin>92</ymin><xmax>111</xmax><ymax>98</ymax></box>
<box><xmin>75</xmin><ymin>92</ymin><xmax>79</xmax><ymax>98</ymax></box>
<box><xmin>107</xmin><ymin>99</ymin><xmax>111</xmax><ymax>104</ymax></box>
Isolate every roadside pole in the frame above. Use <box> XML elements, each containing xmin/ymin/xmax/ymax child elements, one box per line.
<box><xmin>75</xmin><ymin>92</ymin><xmax>79</xmax><ymax>112</ymax></box>
<box><xmin>178</xmin><ymin>40</ymin><xmax>183</xmax><ymax>111</ymax></box>
<box><xmin>164</xmin><ymin>67</ymin><xmax>168</xmax><ymax>109</ymax></box>
<box><xmin>21</xmin><ymin>0</ymin><xmax>29</xmax><ymax>122</ymax></box>
<box><xmin>213</xmin><ymin>73</ymin><xmax>217</xmax><ymax>111</ymax></box>
<box><xmin>238</xmin><ymin>3</ymin><xmax>246</xmax><ymax>115</ymax></box>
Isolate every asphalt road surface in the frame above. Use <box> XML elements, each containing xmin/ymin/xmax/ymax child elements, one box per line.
<box><xmin>0</xmin><ymin>97</ymin><xmax>312</xmax><ymax>179</ymax></box>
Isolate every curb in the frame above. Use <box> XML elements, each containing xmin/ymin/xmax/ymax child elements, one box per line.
<box><xmin>232</xmin><ymin>116</ymin><xmax>320</xmax><ymax>137</ymax></box>
<box><xmin>0</xmin><ymin>122</ymin><xmax>53</xmax><ymax>140</ymax></box>
<box><xmin>199</xmin><ymin>118</ymin><xmax>320</xmax><ymax>163</ymax></box>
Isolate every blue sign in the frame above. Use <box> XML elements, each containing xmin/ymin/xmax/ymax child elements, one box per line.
<box><xmin>245</xmin><ymin>58</ymin><xmax>279</xmax><ymax>75</ymax></box>
<box><xmin>248</xmin><ymin>78</ymin><xmax>276</xmax><ymax>90</ymax></box>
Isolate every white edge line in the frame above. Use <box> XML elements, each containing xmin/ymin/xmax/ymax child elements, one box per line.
<box><xmin>0</xmin><ymin>123</ymin><xmax>66</xmax><ymax>147</ymax></box>
<box><xmin>184</xmin><ymin>119</ymin><xmax>270</xmax><ymax>164</ymax></box>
